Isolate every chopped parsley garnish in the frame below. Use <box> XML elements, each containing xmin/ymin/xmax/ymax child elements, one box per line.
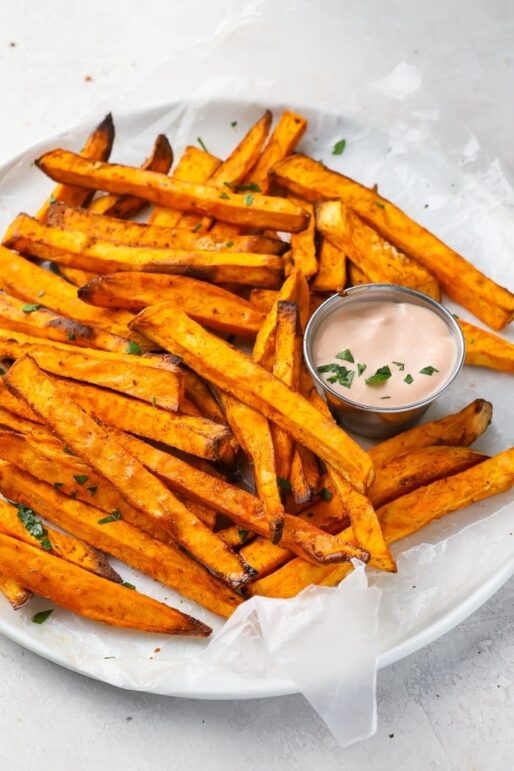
<box><xmin>392</xmin><ymin>361</ymin><xmax>405</xmax><ymax>371</ymax></box>
<box><xmin>219</xmin><ymin>192</ymin><xmax>230</xmax><ymax>200</ymax></box>
<box><xmin>404</xmin><ymin>374</ymin><xmax>414</xmax><ymax>384</ymax></box>
<box><xmin>22</xmin><ymin>303</ymin><xmax>40</xmax><ymax>313</ymax></box>
<box><xmin>238</xmin><ymin>528</ymin><xmax>249</xmax><ymax>541</ymax></box>
<box><xmin>365</xmin><ymin>365</ymin><xmax>392</xmax><ymax>386</ymax></box>
<box><xmin>97</xmin><ymin>509</ymin><xmax>122</xmax><ymax>525</ymax></box>
<box><xmin>225</xmin><ymin>241</ymin><xmax>234</xmax><ymax>248</ymax></box>
<box><xmin>151</xmin><ymin>396</ymin><xmax>157</xmax><ymax>408</ymax></box>
<box><xmin>374</xmin><ymin>201</ymin><xmax>386</xmax><ymax>209</ymax></box>
<box><xmin>230</xmin><ymin>121</ymin><xmax>238</xmax><ymax>128</ymax></box>
<box><xmin>321</xmin><ymin>487</ymin><xmax>333</xmax><ymax>502</ymax></box>
<box><xmin>192</xmin><ymin>223</ymin><xmax>202</xmax><ymax>233</ymax></box>
<box><xmin>73</xmin><ymin>474</ymin><xmax>88</xmax><ymax>485</ymax></box>
<box><xmin>277</xmin><ymin>477</ymin><xmax>292</xmax><ymax>492</ymax></box>
<box><xmin>317</xmin><ymin>363</ymin><xmax>339</xmax><ymax>374</ymax></box>
<box><xmin>231</xmin><ymin>182</ymin><xmax>261</xmax><ymax>193</ymax></box>
<box><xmin>327</xmin><ymin>367</ymin><xmax>354</xmax><ymax>389</ymax></box>
<box><xmin>16</xmin><ymin>503</ymin><xmax>52</xmax><ymax>551</ymax></box>
<box><xmin>126</xmin><ymin>340</ymin><xmax>142</xmax><ymax>356</ymax></box>
<box><xmin>87</xmin><ymin>485</ymin><xmax>98</xmax><ymax>496</ymax></box>
<box><xmin>121</xmin><ymin>582</ymin><xmax>136</xmax><ymax>590</ymax></box>
<box><xmin>380</xmin><ymin>396</ymin><xmax>391</xmax><ymax>400</ymax></box>
<box><xmin>67</xmin><ymin>331</ymin><xmax>76</xmax><ymax>341</ymax></box>
<box><xmin>63</xmin><ymin>445</ymin><xmax>75</xmax><ymax>455</ymax></box>
<box><xmin>53</xmin><ymin>482</ymin><xmax>63</xmax><ymax>489</ymax></box>
<box><xmin>197</xmin><ymin>136</ymin><xmax>208</xmax><ymax>152</ymax></box>
<box><xmin>357</xmin><ymin>363</ymin><xmax>367</xmax><ymax>377</ymax></box>
<box><xmin>335</xmin><ymin>348</ymin><xmax>354</xmax><ymax>363</ymax></box>
<box><xmin>332</xmin><ymin>139</ymin><xmax>346</xmax><ymax>155</ymax></box>
<box><xmin>420</xmin><ymin>365</ymin><xmax>439</xmax><ymax>375</ymax></box>
<box><xmin>49</xmin><ymin>194</ymin><xmax>57</xmax><ymax>204</ymax></box>
<box><xmin>32</xmin><ymin>609</ymin><xmax>54</xmax><ymax>624</ymax></box>
<box><xmin>245</xmin><ymin>194</ymin><xmax>254</xmax><ymax>206</ymax></box>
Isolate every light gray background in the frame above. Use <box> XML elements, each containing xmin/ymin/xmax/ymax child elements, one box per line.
<box><xmin>0</xmin><ymin>1</ymin><xmax>513</xmax><ymax>768</ymax></box>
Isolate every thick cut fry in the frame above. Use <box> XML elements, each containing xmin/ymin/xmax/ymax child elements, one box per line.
<box><xmin>52</xmin><ymin>377</ymin><xmax>230</xmax><ymax>461</ymax></box>
<box><xmin>253</xmin><ymin>269</ymin><xmax>310</xmax><ymax>370</ymax></box>
<box><xmin>272</xmin><ymin>155</ymin><xmax>514</xmax><ymax>329</ymax></box>
<box><xmin>312</xmin><ymin>237</ymin><xmax>347</xmax><ymax>292</ymax></box>
<box><xmin>150</xmin><ymin>146</ymin><xmax>221</xmax><ymax>227</ymax></box>
<box><xmin>89</xmin><ymin>134</ymin><xmax>173</xmax><ymax>218</ymax></box>
<box><xmin>459</xmin><ymin>318</ymin><xmax>514</xmax><ymax>373</ymax></box>
<box><xmin>0</xmin><ymin>497</ymin><xmax>120</xmax><ymax>582</ymax></box>
<box><xmin>0</xmin><ymin>464</ymin><xmax>241</xmax><ymax>619</ymax></box>
<box><xmin>114</xmin><ymin>430</ymin><xmax>368</xmax><ymax>565</ymax></box>
<box><xmin>48</xmin><ymin>203</ymin><xmax>286</xmax><ymax>255</ymax></box>
<box><xmin>36</xmin><ymin>114</ymin><xmax>115</xmax><ymax>222</ymax></box>
<box><xmin>0</xmin><ymin>575</ymin><xmax>31</xmax><ymax>609</ymax></box>
<box><xmin>289</xmin><ymin>198</ymin><xmax>318</xmax><ymax>278</ymax></box>
<box><xmin>132</xmin><ymin>305</ymin><xmax>374</xmax><ymax>491</ymax></box>
<box><xmin>0</xmin><ymin>532</ymin><xmax>210</xmax><ymax>635</ymax></box>
<box><xmin>0</xmin><ymin>289</ymin><xmax>132</xmax><ymax>353</ymax></box>
<box><xmin>5</xmin><ymin>215</ymin><xmax>283</xmax><ymax>288</ymax></box>
<box><xmin>79</xmin><ymin>273</ymin><xmax>265</xmax><ymax>335</ymax></box>
<box><xmin>4</xmin><ymin>357</ymin><xmax>250</xmax><ymax>588</ymax></box>
<box><xmin>60</xmin><ymin>266</ymin><xmax>99</xmax><ymax>286</ymax></box>
<box><xmin>250</xmin><ymin>448</ymin><xmax>514</xmax><ymax>597</ymax></box>
<box><xmin>369</xmin><ymin>399</ymin><xmax>493</xmax><ymax>468</ymax></box>
<box><xmin>316</xmin><ymin>200</ymin><xmax>441</xmax><ymax>300</ymax></box>
<box><xmin>182</xmin><ymin>369</ymin><xmax>226</xmax><ymax>425</ymax></box>
<box><xmin>35</xmin><ymin>150</ymin><xmax>310</xmax><ymax>231</ymax></box>
<box><xmin>0</xmin><ymin>330</ymin><xmax>184</xmax><ymax>410</ymax></box>
<box><xmin>221</xmin><ymin>393</ymin><xmax>285</xmax><ymax>544</ymax></box>
<box><xmin>247</xmin><ymin>110</ymin><xmax>308</xmax><ymax>193</ymax></box>
<box><xmin>289</xmin><ymin>444</ymin><xmax>322</xmax><ymax>504</ymax></box>
<box><xmin>0</xmin><ymin>247</ymin><xmax>135</xmax><ymax>339</ymax></box>
<box><xmin>271</xmin><ymin>301</ymin><xmax>301</xmax><ymax>480</ymax></box>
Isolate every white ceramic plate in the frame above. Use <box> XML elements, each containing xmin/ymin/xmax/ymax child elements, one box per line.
<box><xmin>0</xmin><ymin>100</ymin><xmax>512</xmax><ymax>700</ymax></box>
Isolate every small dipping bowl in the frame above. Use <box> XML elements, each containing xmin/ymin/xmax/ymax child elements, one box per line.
<box><xmin>304</xmin><ymin>284</ymin><xmax>465</xmax><ymax>439</ymax></box>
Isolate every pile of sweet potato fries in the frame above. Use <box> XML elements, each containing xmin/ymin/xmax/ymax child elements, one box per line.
<box><xmin>0</xmin><ymin>109</ymin><xmax>512</xmax><ymax>637</ymax></box>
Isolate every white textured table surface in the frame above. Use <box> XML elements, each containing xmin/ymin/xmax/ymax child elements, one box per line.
<box><xmin>0</xmin><ymin>2</ymin><xmax>513</xmax><ymax>768</ymax></box>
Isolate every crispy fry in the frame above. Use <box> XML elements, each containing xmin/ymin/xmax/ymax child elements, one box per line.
<box><xmin>459</xmin><ymin>318</ymin><xmax>514</xmax><ymax>373</ymax></box>
<box><xmin>210</xmin><ymin>111</ymin><xmax>272</xmax><ymax>188</ymax></box>
<box><xmin>289</xmin><ymin>198</ymin><xmax>318</xmax><ymax>278</ymax></box>
<box><xmin>0</xmin><ymin>247</ymin><xmax>135</xmax><ymax>340</ymax></box>
<box><xmin>272</xmin><ymin>155</ymin><xmax>514</xmax><ymax>329</ymax></box>
<box><xmin>0</xmin><ymin>329</ymin><xmax>184</xmax><ymax>410</ymax></box>
<box><xmin>60</xmin><ymin>266</ymin><xmax>99</xmax><ymax>286</ymax></box>
<box><xmin>36</xmin><ymin>114</ymin><xmax>114</xmax><ymax>222</ymax></box>
<box><xmin>0</xmin><ymin>531</ymin><xmax>210</xmax><ymax>635</ymax></box>
<box><xmin>221</xmin><ymin>393</ymin><xmax>284</xmax><ymax>543</ymax></box>
<box><xmin>316</xmin><ymin>200</ymin><xmax>441</xmax><ymax>300</ymax></box>
<box><xmin>5</xmin><ymin>214</ymin><xmax>283</xmax><ymax>288</ymax></box>
<box><xmin>289</xmin><ymin>444</ymin><xmax>322</xmax><ymax>504</ymax></box>
<box><xmin>0</xmin><ymin>575</ymin><xmax>31</xmax><ymax>609</ymax></box>
<box><xmin>250</xmin><ymin>288</ymin><xmax>325</xmax><ymax>319</ymax></box>
<box><xmin>250</xmin><ymin>448</ymin><xmax>514</xmax><ymax>597</ymax></box>
<box><xmin>369</xmin><ymin>399</ymin><xmax>493</xmax><ymax>468</ymax></box>
<box><xmin>79</xmin><ymin>273</ymin><xmax>265</xmax><ymax>335</ymax></box>
<box><xmin>0</xmin><ymin>496</ymin><xmax>120</xmax><ymax>582</ymax></box>
<box><xmin>312</xmin><ymin>237</ymin><xmax>347</xmax><ymax>292</ymax></box>
<box><xmin>4</xmin><ymin>356</ymin><xmax>250</xmax><ymax>588</ymax></box>
<box><xmin>131</xmin><ymin>305</ymin><xmax>374</xmax><ymax>491</ymax></box>
<box><xmin>0</xmin><ymin>464</ymin><xmax>241</xmax><ymax>618</ymax></box>
<box><xmin>48</xmin><ymin>202</ymin><xmax>287</xmax><ymax>254</ymax></box>
<box><xmin>89</xmin><ymin>134</ymin><xmax>173</xmax><ymax>218</ymax></box>
<box><xmin>182</xmin><ymin>368</ymin><xmax>225</xmax><ymax>424</ymax></box>
<box><xmin>150</xmin><ymin>146</ymin><xmax>221</xmax><ymax>227</ymax></box>
<box><xmin>35</xmin><ymin>150</ymin><xmax>310</xmax><ymax>231</ymax></box>
<box><xmin>271</xmin><ymin>301</ymin><xmax>301</xmax><ymax>479</ymax></box>
<box><xmin>247</xmin><ymin>110</ymin><xmax>308</xmax><ymax>193</ymax></box>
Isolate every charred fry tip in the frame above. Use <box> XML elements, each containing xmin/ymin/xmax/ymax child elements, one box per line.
<box><xmin>271</xmin><ymin>519</ymin><xmax>285</xmax><ymax>545</ymax></box>
<box><xmin>187</xmin><ymin>616</ymin><xmax>212</xmax><ymax>637</ymax></box>
<box><xmin>318</xmin><ymin>546</ymin><xmax>370</xmax><ymax>565</ymax></box>
<box><xmin>98</xmin><ymin>112</ymin><xmax>115</xmax><ymax>143</ymax></box>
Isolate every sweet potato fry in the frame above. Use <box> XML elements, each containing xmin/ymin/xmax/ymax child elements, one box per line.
<box><xmin>0</xmin><ymin>575</ymin><xmax>31</xmax><ymax>609</ymax></box>
<box><xmin>52</xmin><ymin>376</ymin><xmax>230</xmax><ymax>461</ymax></box>
<box><xmin>59</xmin><ymin>266</ymin><xmax>99</xmax><ymax>286</ymax></box>
<box><xmin>316</xmin><ymin>200</ymin><xmax>441</xmax><ymax>300</ymax></box>
<box><xmin>312</xmin><ymin>237</ymin><xmax>347</xmax><ymax>293</ymax></box>
<box><xmin>150</xmin><ymin>146</ymin><xmax>221</xmax><ymax>228</ymax></box>
<box><xmin>36</xmin><ymin>114</ymin><xmax>114</xmax><ymax>222</ymax></box>
<box><xmin>132</xmin><ymin>305</ymin><xmax>374</xmax><ymax>491</ymax></box>
<box><xmin>182</xmin><ymin>368</ymin><xmax>226</xmax><ymax>424</ymax></box>
<box><xmin>79</xmin><ymin>273</ymin><xmax>265</xmax><ymax>335</ymax></box>
<box><xmin>47</xmin><ymin>203</ymin><xmax>286</xmax><ymax>255</ymax></box>
<box><xmin>289</xmin><ymin>197</ymin><xmax>318</xmax><ymax>278</ymax></box>
<box><xmin>113</xmin><ymin>430</ymin><xmax>369</xmax><ymax>565</ymax></box>
<box><xmin>0</xmin><ymin>247</ymin><xmax>135</xmax><ymax>340</ymax></box>
<box><xmin>247</xmin><ymin>110</ymin><xmax>308</xmax><ymax>193</ymax></box>
<box><xmin>0</xmin><ymin>330</ymin><xmax>184</xmax><ymax>410</ymax></box>
<box><xmin>249</xmin><ymin>447</ymin><xmax>514</xmax><ymax>597</ymax></box>
<box><xmin>89</xmin><ymin>134</ymin><xmax>173</xmax><ymax>218</ymax></box>
<box><xmin>221</xmin><ymin>393</ymin><xmax>285</xmax><ymax>543</ymax></box>
<box><xmin>369</xmin><ymin>399</ymin><xmax>493</xmax><ymax>468</ymax></box>
<box><xmin>209</xmin><ymin>110</ymin><xmax>272</xmax><ymax>188</ymax></box>
<box><xmin>35</xmin><ymin>150</ymin><xmax>310</xmax><ymax>231</ymax></box>
<box><xmin>4</xmin><ymin>356</ymin><xmax>250</xmax><ymax>588</ymax></box>
<box><xmin>5</xmin><ymin>214</ymin><xmax>283</xmax><ymax>288</ymax></box>
<box><xmin>271</xmin><ymin>301</ymin><xmax>301</xmax><ymax>480</ymax></box>
<box><xmin>459</xmin><ymin>318</ymin><xmax>514</xmax><ymax>373</ymax></box>
<box><xmin>0</xmin><ymin>496</ymin><xmax>120</xmax><ymax>582</ymax></box>
<box><xmin>289</xmin><ymin>445</ymin><xmax>322</xmax><ymax>504</ymax></box>
<box><xmin>272</xmin><ymin>155</ymin><xmax>514</xmax><ymax>329</ymax></box>
<box><xmin>0</xmin><ymin>464</ymin><xmax>241</xmax><ymax>618</ymax></box>
<box><xmin>0</xmin><ymin>531</ymin><xmax>210</xmax><ymax>635</ymax></box>
<box><xmin>250</xmin><ymin>288</ymin><xmax>325</xmax><ymax>318</ymax></box>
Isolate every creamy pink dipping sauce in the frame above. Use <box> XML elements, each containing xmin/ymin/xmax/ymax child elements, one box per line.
<box><xmin>312</xmin><ymin>301</ymin><xmax>458</xmax><ymax>408</ymax></box>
